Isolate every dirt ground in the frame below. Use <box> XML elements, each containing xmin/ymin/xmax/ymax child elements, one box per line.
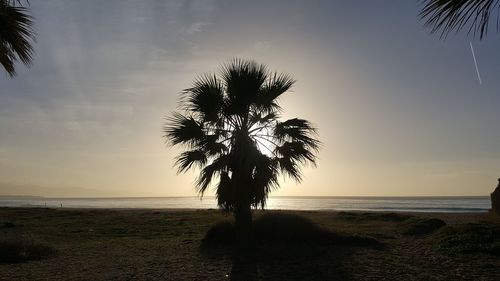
<box><xmin>0</xmin><ymin>208</ymin><xmax>498</xmax><ymax>281</ymax></box>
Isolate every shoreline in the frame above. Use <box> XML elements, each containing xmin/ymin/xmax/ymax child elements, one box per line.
<box><xmin>1</xmin><ymin>196</ymin><xmax>490</xmax><ymax>214</ymax></box>
<box><xmin>0</xmin><ymin>205</ymin><xmax>491</xmax><ymax>213</ymax></box>
<box><xmin>1</xmin><ymin>206</ymin><xmax>496</xmax><ymax>224</ymax></box>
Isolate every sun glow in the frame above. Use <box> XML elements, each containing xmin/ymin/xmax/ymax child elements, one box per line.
<box><xmin>250</xmin><ymin>125</ymin><xmax>276</xmax><ymax>157</ymax></box>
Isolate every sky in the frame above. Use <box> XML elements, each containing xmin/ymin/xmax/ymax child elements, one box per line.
<box><xmin>1</xmin><ymin>0</ymin><xmax>499</xmax><ymax>197</ymax></box>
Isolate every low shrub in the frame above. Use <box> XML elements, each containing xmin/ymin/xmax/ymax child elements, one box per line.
<box><xmin>401</xmin><ymin>218</ymin><xmax>446</xmax><ymax>235</ymax></box>
<box><xmin>436</xmin><ymin>223</ymin><xmax>500</xmax><ymax>256</ymax></box>
<box><xmin>201</xmin><ymin>212</ymin><xmax>380</xmax><ymax>247</ymax></box>
<box><xmin>0</xmin><ymin>236</ymin><xmax>56</xmax><ymax>264</ymax></box>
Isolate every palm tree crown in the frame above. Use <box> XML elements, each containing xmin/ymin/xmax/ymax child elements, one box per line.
<box><xmin>164</xmin><ymin>59</ymin><xmax>320</xmax><ymax>211</ymax></box>
<box><xmin>420</xmin><ymin>0</ymin><xmax>500</xmax><ymax>39</ymax></box>
<box><xmin>0</xmin><ymin>0</ymin><xmax>35</xmax><ymax>77</ymax></box>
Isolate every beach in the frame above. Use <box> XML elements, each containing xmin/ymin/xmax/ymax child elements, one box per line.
<box><xmin>0</xmin><ymin>207</ymin><xmax>498</xmax><ymax>280</ymax></box>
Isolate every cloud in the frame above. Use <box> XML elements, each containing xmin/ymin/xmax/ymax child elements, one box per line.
<box><xmin>186</xmin><ymin>22</ymin><xmax>210</xmax><ymax>34</ymax></box>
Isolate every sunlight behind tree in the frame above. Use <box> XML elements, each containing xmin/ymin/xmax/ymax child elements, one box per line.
<box><xmin>164</xmin><ymin>59</ymin><xmax>320</xmax><ymax>243</ymax></box>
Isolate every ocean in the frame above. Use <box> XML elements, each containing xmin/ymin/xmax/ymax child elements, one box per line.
<box><xmin>0</xmin><ymin>196</ymin><xmax>491</xmax><ymax>213</ymax></box>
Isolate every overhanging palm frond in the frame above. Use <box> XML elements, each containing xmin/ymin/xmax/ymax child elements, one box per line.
<box><xmin>5</xmin><ymin>1</ymin><xmax>30</xmax><ymax>5</ymax></box>
<box><xmin>420</xmin><ymin>0</ymin><xmax>500</xmax><ymax>39</ymax></box>
<box><xmin>0</xmin><ymin>0</ymin><xmax>35</xmax><ymax>76</ymax></box>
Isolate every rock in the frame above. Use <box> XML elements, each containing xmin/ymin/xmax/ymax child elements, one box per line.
<box><xmin>491</xmin><ymin>178</ymin><xmax>500</xmax><ymax>214</ymax></box>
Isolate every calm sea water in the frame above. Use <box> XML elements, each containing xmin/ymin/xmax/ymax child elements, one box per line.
<box><xmin>0</xmin><ymin>196</ymin><xmax>491</xmax><ymax>213</ymax></box>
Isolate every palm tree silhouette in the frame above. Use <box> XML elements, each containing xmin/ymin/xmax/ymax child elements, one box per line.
<box><xmin>0</xmin><ymin>0</ymin><xmax>35</xmax><ymax>77</ymax></box>
<box><xmin>420</xmin><ymin>0</ymin><xmax>500</xmax><ymax>39</ymax></box>
<box><xmin>164</xmin><ymin>59</ymin><xmax>320</xmax><ymax>243</ymax></box>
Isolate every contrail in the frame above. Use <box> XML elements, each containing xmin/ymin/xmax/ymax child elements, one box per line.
<box><xmin>469</xmin><ymin>42</ymin><xmax>482</xmax><ymax>85</ymax></box>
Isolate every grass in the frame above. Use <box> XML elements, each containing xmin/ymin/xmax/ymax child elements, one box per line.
<box><xmin>0</xmin><ymin>235</ymin><xmax>55</xmax><ymax>264</ymax></box>
<box><xmin>401</xmin><ymin>217</ymin><xmax>446</xmax><ymax>235</ymax></box>
<box><xmin>2</xmin><ymin>222</ymin><xmax>16</xmax><ymax>228</ymax></box>
<box><xmin>0</xmin><ymin>207</ymin><xmax>498</xmax><ymax>280</ymax></box>
<box><xmin>434</xmin><ymin>222</ymin><xmax>500</xmax><ymax>256</ymax></box>
<box><xmin>337</xmin><ymin>211</ymin><xmax>412</xmax><ymax>222</ymax></box>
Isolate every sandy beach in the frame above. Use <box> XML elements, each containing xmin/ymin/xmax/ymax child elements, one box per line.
<box><xmin>0</xmin><ymin>207</ymin><xmax>498</xmax><ymax>281</ymax></box>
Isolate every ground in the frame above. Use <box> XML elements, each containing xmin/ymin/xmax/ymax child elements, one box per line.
<box><xmin>0</xmin><ymin>208</ymin><xmax>498</xmax><ymax>281</ymax></box>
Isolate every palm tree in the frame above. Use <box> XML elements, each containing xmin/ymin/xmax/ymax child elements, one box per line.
<box><xmin>420</xmin><ymin>0</ymin><xmax>500</xmax><ymax>39</ymax></box>
<box><xmin>0</xmin><ymin>0</ymin><xmax>35</xmax><ymax>77</ymax></box>
<box><xmin>164</xmin><ymin>59</ymin><xmax>320</xmax><ymax>243</ymax></box>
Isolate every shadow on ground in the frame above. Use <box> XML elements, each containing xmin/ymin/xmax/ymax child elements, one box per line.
<box><xmin>200</xmin><ymin>212</ymin><xmax>381</xmax><ymax>281</ymax></box>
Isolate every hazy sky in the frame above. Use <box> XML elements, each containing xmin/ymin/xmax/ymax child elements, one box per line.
<box><xmin>1</xmin><ymin>0</ymin><xmax>499</xmax><ymax>197</ymax></box>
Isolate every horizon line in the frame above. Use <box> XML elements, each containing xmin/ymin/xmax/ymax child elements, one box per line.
<box><xmin>0</xmin><ymin>195</ymin><xmax>490</xmax><ymax>199</ymax></box>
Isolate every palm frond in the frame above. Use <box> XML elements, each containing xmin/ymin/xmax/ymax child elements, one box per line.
<box><xmin>274</xmin><ymin>118</ymin><xmax>320</xmax><ymax>150</ymax></box>
<box><xmin>252</xmin><ymin>154</ymin><xmax>279</xmax><ymax>208</ymax></box>
<box><xmin>221</xmin><ymin>59</ymin><xmax>269</xmax><ymax>115</ymax></box>
<box><xmin>276</xmin><ymin>157</ymin><xmax>302</xmax><ymax>182</ymax></box>
<box><xmin>0</xmin><ymin>0</ymin><xmax>35</xmax><ymax>76</ymax></box>
<box><xmin>215</xmin><ymin>171</ymin><xmax>233</xmax><ymax>211</ymax></box>
<box><xmin>275</xmin><ymin>141</ymin><xmax>317</xmax><ymax>166</ymax></box>
<box><xmin>196</xmin><ymin>154</ymin><xmax>231</xmax><ymax>195</ymax></box>
<box><xmin>248</xmin><ymin>111</ymin><xmax>278</xmax><ymax>128</ymax></box>
<box><xmin>181</xmin><ymin>73</ymin><xmax>225</xmax><ymax>122</ymax></box>
<box><xmin>420</xmin><ymin>0</ymin><xmax>500</xmax><ymax>39</ymax></box>
<box><xmin>164</xmin><ymin>113</ymin><xmax>205</xmax><ymax>146</ymax></box>
<box><xmin>255</xmin><ymin>72</ymin><xmax>295</xmax><ymax>112</ymax></box>
<box><xmin>196</xmin><ymin>135</ymin><xmax>228</xmax><ymax>156</ymax></box>
<box><xmin>174</xmin><ymin>150</ymin><xmax>207</xmax><ymax>174</ymax></box>
<box><xmin>5</xmin><ymin>1</ymin><xmax>30</xmax><ymax>5</ymax></box>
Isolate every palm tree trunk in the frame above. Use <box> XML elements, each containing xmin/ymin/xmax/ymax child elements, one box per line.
<box><xmin>234</xmin><ymin>201</ymin><xmax>253</xmax><ymax>246</ymax></box>
<box><xmin>231</xmin><ymin>133</ymin><xmax>256</xmax><ymax>246</ymax></box>
<box><xmin>232</xmin><ymin>169</ymin><xmax>254</xmax><ymax>246</ymax></box>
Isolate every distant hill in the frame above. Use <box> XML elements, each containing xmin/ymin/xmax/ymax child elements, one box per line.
<box><xmin>0</xmin><ymin>195</ymin><xmax>45</xmax><ymax>200</ymax></box>
<box><xmin>0</xmin><ymin>182</ymin><xmax>114</xmax><ymax>198</ymax></box>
